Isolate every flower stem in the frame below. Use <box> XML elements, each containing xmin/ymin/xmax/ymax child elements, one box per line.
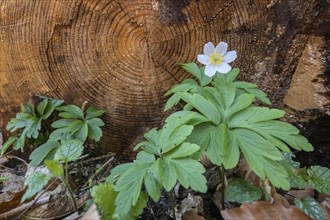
<box><xmin>221</xmin><ymin>164</ymin><xmax>226</xmax><ymax>210</ymax></box>
<box><xmin>170</xmin><ymin>190</ymin><xmax>176</xmax><ymax>220</ymax></box>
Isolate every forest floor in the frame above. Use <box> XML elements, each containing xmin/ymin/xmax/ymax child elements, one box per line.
<box><xmin>0</xmin><ymin>116</ymin><xmax>329</xmax><ymax>219</ymax></box>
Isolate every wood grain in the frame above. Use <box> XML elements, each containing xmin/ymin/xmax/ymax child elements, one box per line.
<box><xmin>0</xmin><ymin>0</ymin><xmax>326</xmax><ymax>157</ymax></box>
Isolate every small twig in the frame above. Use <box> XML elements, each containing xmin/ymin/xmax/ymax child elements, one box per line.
<box><xmin>68</xmin><ymin>153</ymin><xmax>114</xmax><ymax>169</ymax></box>
<box><xmin>0</xmin><ymin>196</ymin><xmax>50</xmax><ymax>219</ymax></box>
<box><xmin>85</xmin><ymin>156</ymin><xmax>114</xmax><ymax>188</ymax></box>
<box><xmin>8</xmin><ymin>155</ymin><xmax>29</xmax><ymax>166</ymax></box>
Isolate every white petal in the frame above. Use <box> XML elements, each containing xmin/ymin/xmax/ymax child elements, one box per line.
<box><xmin>204</xmin><ymin>65</ymin><xmax>217</xmax><ymax>77</ymax></box>
<box><xmin>215</xmin><ymin>42</ymin><xmax>228</xmax><ymax>55</ymax></box>
<box><xmin>203</xmin><ymin>42</ymin><xmax>215</xmax><ymax>55</ymax></box>
<box><xmin>197</xmin><ymin>54</ymin><xmax>210</xmax><ymax>65</ymax></box>
<box><xmin>222</xmin><ymin>51</ymin><xmax>237</xmax><ymax>63</ymax></box>
<box><xmin>216</xmin><ymin>63</ymin><xmax>232</xmax><ymax>74</ymax></box>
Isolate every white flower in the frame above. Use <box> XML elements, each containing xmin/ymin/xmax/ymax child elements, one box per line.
<box><xmin>197</xmin><ymin>42</ymin><xmax>237</xmax><ymax>77</ymax></box>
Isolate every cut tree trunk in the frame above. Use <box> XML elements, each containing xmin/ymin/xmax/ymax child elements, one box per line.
<box><xmin>0</xmin><ymin>0</ymin><xmax>328</xmax><ymax>158</ymax></box>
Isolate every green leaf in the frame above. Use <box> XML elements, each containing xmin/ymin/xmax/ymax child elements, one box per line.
<box><xmin>307</xmin><ymin>166</ymin><xmax>330</xmax><ymax>194</ymax></box>
<box><xmin>179</xmin><ymin>92</ymin><xmax>220</xmax><ymax>124</ymax></box>
<box><xmin>136</xmin><ymin>151</ymin><xmax>155</xmax><ymax>163</ymax></box>
<box><xmin>170</xmin><ymin>158</ymin><xmax>207</xmax><ymax>193</ymax></box>
<box><xmin>88</xmin><ymin>124</ymin><xmax>103</xmax><ymax>141</ymax></box>
<box><xmin>161</xmin><ymin>124</ymin><xmax>194</xmax><ymax>153</ymax></box>
<box><xmin>225</xmin><ymin>94</ymin><xmax>255</xmax><ymax>119</ymax></box>
<box><xmin>225</xmin><ymin>179</ymin><xmax>263</xmax><ymax>203</ymax></box>
<box><xmin>165</xmin><ymin>111</ymin><xmax>207</xmax><ymax>126</ymax></box>
<box><xmin>125</xmin><ymin>192</ymin><xmax>148</xmax><ymax>219</ymax></box>
<box><xmin>86</xmin><ymin>107</ymin><xmax>106</xmax><ymax>119</ymax></box>
<box><xmin>106</xmin><ymin>163</ymin><xmax>134</xmax><ymax>183</ymax></box>
<box><xmin>66</xmin><ymin>120</ymin><xmax>84</xmax><ymax>133</ymax></box>
<box><xmin>164</xmin><ymin>142</ymin><xmax>200</xmax><ymax>159</ymax></box>
<box><xmin>157</xmin><ymin>159</ymin><xmax>177</xmax><ymax>191</ymax></box>
<box><xmin>280</xmin><ymin>157</ymin><xmax>307</xmax><ymax>189</ymax></box>
<box><xmin>213</xmin><ymin>77</ymin><xmax>236</xmax><ymax>108</ymax></box>
<box><xmin>51</xmin><ymin>119</ymin><xmax>77</xmax><ymax>128</ymax></box>
<box><xmin>29</xmin><ymin>141</ymin><xmax>61</xmax><ymax>166</ymax></box>
<box><xmin>44</xmin><ymin>160</ymin><xmax>63</xmax><ymax>177</ymax></box>
<box><xmin>114</xmin><ymin>163</ymin><xmax>149</xmax><ymax>216</ymax></box>
<box><xmin>225</xmin><ymin>68</ymin><xmax>240</xmax><ymax>82</ymax></box>
<box><xmin>206</xmin><ymin>125</ymin><xmax>224</xmax><ymax>165</ymax></box>
<box><xmin>87</xmin><ymin>118</ymin><xmax>105</xmax><ymax>127</ymax></box>
<box><xmin>185</xmin><ymin>123</ymin><xmax>215</xmax><ymax>160</ymax></box>
<box><xmin>1</xmin><ymin>136</ymin><xmax>18</xmax><ymax>156</ymax></box>
<box><xmin>21</xmin><ymin>171</ymin><xmax>51</xmax><ymax>202</ymax></box>
<box><xmin>229</xmin><ymin>107</ymin><xmax>285</xmax><ymax>127</ymax></box>
<box><xmin>76</xmin><ymin>122</ymin><xmax>88</xmax><ymax>142</ymax></box>
<box><xmin>57</xmin><ymin>105</ymin><xmax>84</xmax><ymax>119</ymax></box>
<box><xmin>222</xmin><ymin>126</ymin><xmax>240</xmax><ymax>169</ymax></box>
<box><xmin>92</xmin><ymin>183</ymin><xmax>117</xmax><ymax>220</ymax></box>
<box><xmin>236</xmin><ymin>130</ymin><xmax>290</xmax><ymax>190</ymax></box>
<box><xmin>199</xmin><ymin>67</ymin><xmax>213</xmax><ymax>86</ymax></box>
<box><xmin>133</xmin><ymin>141</ymin><xmax>159</xmax><ymax>155</ymax></box>
<box><xmin>164</xmin><ymin>79</ymin><xmax>199</xmax><ymax>96</ymax></box>
<box><xmin>294</xmin><ymin>197</ymin><xmax>324</xmax><ymax>220</ymax></box>
<box><xmin>41</xmin><ymin>97</ymin><xmax>64</xmax><ymax>119</ymax></box>
<box><xmin>177</xmin><ymin>62</ymin><xmax>201</xmax><ymax>80</ymax></box>
<box><xmin>233</xmin><ymin>128</ymin><xmax>284</xmax><ymax>161</ymax></box>
<box><xmin>235</xmin><ymin>82</ymin><xmax>271</xmax><ymax>105</ymax></box>
<box><xmin>144</xmin><ymin>163</ymin><xmax>162</xmax><ymax>202</ymax></box>
<box><xmin>37</xmin><ymin>99</ymin><xmax>48</xmax><ymax>116</ymax></box>
<box><xmin>49</xmin><ymin>128</ymin><xmax>68</xmax><ymax>141</ymax></box>
<box><xmin>164</xmin><ymin>94</ymin><xmax>181</xmax><ymax>111</ymax></box>
<box><xmin>54</xmin><ymin>139</ymin><xmax>83</xmax><ymax>162</ymax></box>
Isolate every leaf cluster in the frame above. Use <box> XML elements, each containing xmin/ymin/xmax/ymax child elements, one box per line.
<box><xmin>21</xmin><ymin>139</ymin><xmax>84</xmax><ymax>202</ymax></box>
<box><xmin>96</xmin><ymin>115</ymin><xmax>207</xmax><ymax>219</ymax></box>
<box><xmin>281</xmin><ymin>153</ymin><xmax>330</xmax><ymax>194</ymax></box>
<box><xmin>50</xmin><ymin>105</ymin><xmax>105</xmax><ymax>142</ymax></box>
<box><xmin>164</xmin><ymin>63</ymin><xmax>313</xmax><ymax>190</ymax></box>
<box><xmin>1</xmin><ymin>97</ymin><xmax>63</xmax><ymax>155</ymax></box>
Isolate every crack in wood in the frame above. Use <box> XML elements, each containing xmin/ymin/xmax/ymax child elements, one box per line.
<box><xmin>113</xmin><ymin>0</ymin><xmax>144</xmax><ymax>26</ymax></box>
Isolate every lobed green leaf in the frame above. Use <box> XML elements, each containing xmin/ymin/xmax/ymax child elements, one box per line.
<box><xmin>225</xmin><ymin>178</ymin><xmax>263</xmax><ymax>203</ymax></box>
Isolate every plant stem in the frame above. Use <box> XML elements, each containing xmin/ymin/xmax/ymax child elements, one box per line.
<box><xmin>221</xmin><ymin>164</ymin><xmax>226</xmax><ymax>210</ymax></box>
<box><xmin>63</xmin><ymin>160</ymin><xmax>78</xmax><ymax>211</ymax></box>
<box><xmin>170</xmin><ymin>190</ymin><xmax>176</xmax><ymax>220</ymax></box>
<box><xmin>65</xmin><ymin>160</ymin><xmax>69</xmax><ymax>184</ymax></box>
<box><xmin>62</xmin><ymin>178</ymin><xmax>78</xmax><ymax>211</ymax></box>
<box><xmin>87</xmin><ymin>156</ymin><xmax>114</xmax><ymax>188</ymax></box>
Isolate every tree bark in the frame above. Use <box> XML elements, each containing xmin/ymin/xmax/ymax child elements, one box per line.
<box><xmin>0</xmin><ymin>0</ymin><xmax>328</xmax><ymax>158</ymax></box>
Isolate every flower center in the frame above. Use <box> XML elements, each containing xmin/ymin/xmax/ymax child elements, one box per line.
<box><xmin>209</xmin><ymin>53</ymin><xmax>223</xmax><ymax>65</ymax></box>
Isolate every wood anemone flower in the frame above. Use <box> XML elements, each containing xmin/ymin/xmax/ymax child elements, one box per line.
<box><xmin>197</xmin><ymin>42</ymin><xmax>237</xmax><ymax>77</ymax></box>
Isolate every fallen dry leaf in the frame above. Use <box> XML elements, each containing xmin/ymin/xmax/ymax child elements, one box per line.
<box><xmin>221</xmin><ymin>201</ymin><xmax>313</xmax><ymax>220</ymax></box>
<box><xmin>285</xmin><ymin>188</ymin><xmax>314</xmax><ymax>204</ymax></box>
<box><xmin>182</xmin><ymin>210</ymin><xmax>205</xmax><ymax>220</ymax></box>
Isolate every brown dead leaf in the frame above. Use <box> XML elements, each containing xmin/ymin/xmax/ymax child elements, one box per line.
<box><xmin>285</xmin><ymin>188</ymin><xmax>314</xmax><ymax>204</ymax></box>
<box><xmin>221</xmin><ymin>201</ymin><xmax>313</xmax><ymax>220</ymax></box>
<box><xmin>182</xmin><ymin>210</ymin><xmax>205</xmax><ymax>220</ymax></box>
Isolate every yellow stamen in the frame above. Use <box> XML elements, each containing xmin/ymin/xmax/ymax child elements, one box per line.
<box><xmin>209</xmin><ymin>53</ymin><xmax>223</xmax><ymax>65</ymax></box>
